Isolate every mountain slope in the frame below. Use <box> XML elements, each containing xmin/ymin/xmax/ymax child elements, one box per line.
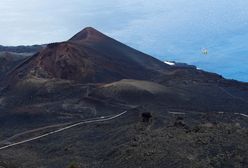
<box><xmin>0</xmin><ymin>52</ymin><xmax>32</xmax><ymax>80</ymax></box>
<box><xmin>0</xmin><ymin>27</ymin><xmax>248</xmax><ymax>168</ymax></box>
<box><xmin>4</xmin><ymin>27</ymin><xmax>170</xmax><ymax>86</ymax></box>
<box><xmin>1</xmin><ymin>27</ymin><xmax>248</xmax><ymax>115</ymax></box>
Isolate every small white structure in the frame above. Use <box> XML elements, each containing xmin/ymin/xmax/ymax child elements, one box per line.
<box><xmin>164</xmin><ymin>61</ymin><xmax>175</xmax><ymax>66</ymax></box>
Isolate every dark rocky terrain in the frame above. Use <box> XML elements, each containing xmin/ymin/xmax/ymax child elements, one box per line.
<box><xmin>0</xmin><ymin>45</ymin><xmax>42</xmax><ymax>80</ymax></box>
<box><xmin>0</xmin><ymin>45</ymin><xmax>43</xmax><ymax>54</ymax></box>
<box><xmin>0</xmin><ymin>27</ymin><xmax>247</xmax><ymax>168</ymax></box>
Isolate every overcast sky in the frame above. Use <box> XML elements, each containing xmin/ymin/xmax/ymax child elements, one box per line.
<box><xmin>0</xmin><ymin>0</ymin><xmax>248</xmax><ymax>81</ymax></box>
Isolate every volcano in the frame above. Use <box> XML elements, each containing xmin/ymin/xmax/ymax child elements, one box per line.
<box><xmin>5</xmin><ymin>27</ymin><xmax>171</xmax><ymax>85</ymax></box>
<box><xmin>0</xmin><ymin>27</ymin><xmax>248</xmax><ymax>168</ymax></box>
<box><xmin>1</xmin><ymin>26</ymin><xmax>248</xmax><ymax>118</ymax></box>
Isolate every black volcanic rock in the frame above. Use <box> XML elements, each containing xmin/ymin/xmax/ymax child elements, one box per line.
<box><xmin>1</xmin><ymin>27</ymin><xmax>248</xmax><ymax>113</ymax></box>
<box><xmin>0</xmin><ymin>27</ymin><xmax>248</xmax><ymax>168</ymax></box>
<box><xmin>0</xmin><ymin>52</ymin><xmax>31</xmax><ymax>80</ymax></box>
<box><xmin>1</xmin><ymin>27</ymin><xmax>248</xmax><ymax>114</ymax></box>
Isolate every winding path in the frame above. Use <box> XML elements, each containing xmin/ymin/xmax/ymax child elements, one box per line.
<box><xmin>0</xmin><ymin>111</ymin><xmax>127</xmax><ymax>151</ymax></box>
<box><xmin>0</xmin><ymin>122</ymin><xmax>72</xmax><ymax>144</ymax></box>
<box><xmin>168</xmin><ymin>110</ymin><xmax>248</xmax><ymax>118</ymax></box>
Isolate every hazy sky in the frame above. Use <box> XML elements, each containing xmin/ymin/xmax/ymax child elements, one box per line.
<box><xmin>1</xmin><ymin>0</ymin><xmax>248</xmax><ymax>81</ymax></box>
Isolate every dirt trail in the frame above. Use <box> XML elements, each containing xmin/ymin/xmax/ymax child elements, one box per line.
<box><xmin>0</xmin><ymin>111</ymin><xmax>127</xmax><ymax>151</ymax></box>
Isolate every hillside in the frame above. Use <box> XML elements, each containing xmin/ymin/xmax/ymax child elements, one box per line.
<box><xmin>0</xmin><ymin>27</ymin><xmax>247</xmax><ymax>168</ymax></box>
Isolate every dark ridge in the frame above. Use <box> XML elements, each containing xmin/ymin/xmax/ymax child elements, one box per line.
<box><xmin>0</xmin><ymin>45</ymin><xmax>42</xmax><ymax>53</ymax></box>
<box><xmin>47</xmin><ymin>42</ymin><xmax>62</xmax><ymax>49</ymax></box>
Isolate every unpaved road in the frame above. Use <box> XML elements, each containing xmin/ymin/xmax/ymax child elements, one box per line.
<box><xmin>0</xmin><ymin>111</ymin><xmax>127</xmax><ymax>151</ymax></box>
